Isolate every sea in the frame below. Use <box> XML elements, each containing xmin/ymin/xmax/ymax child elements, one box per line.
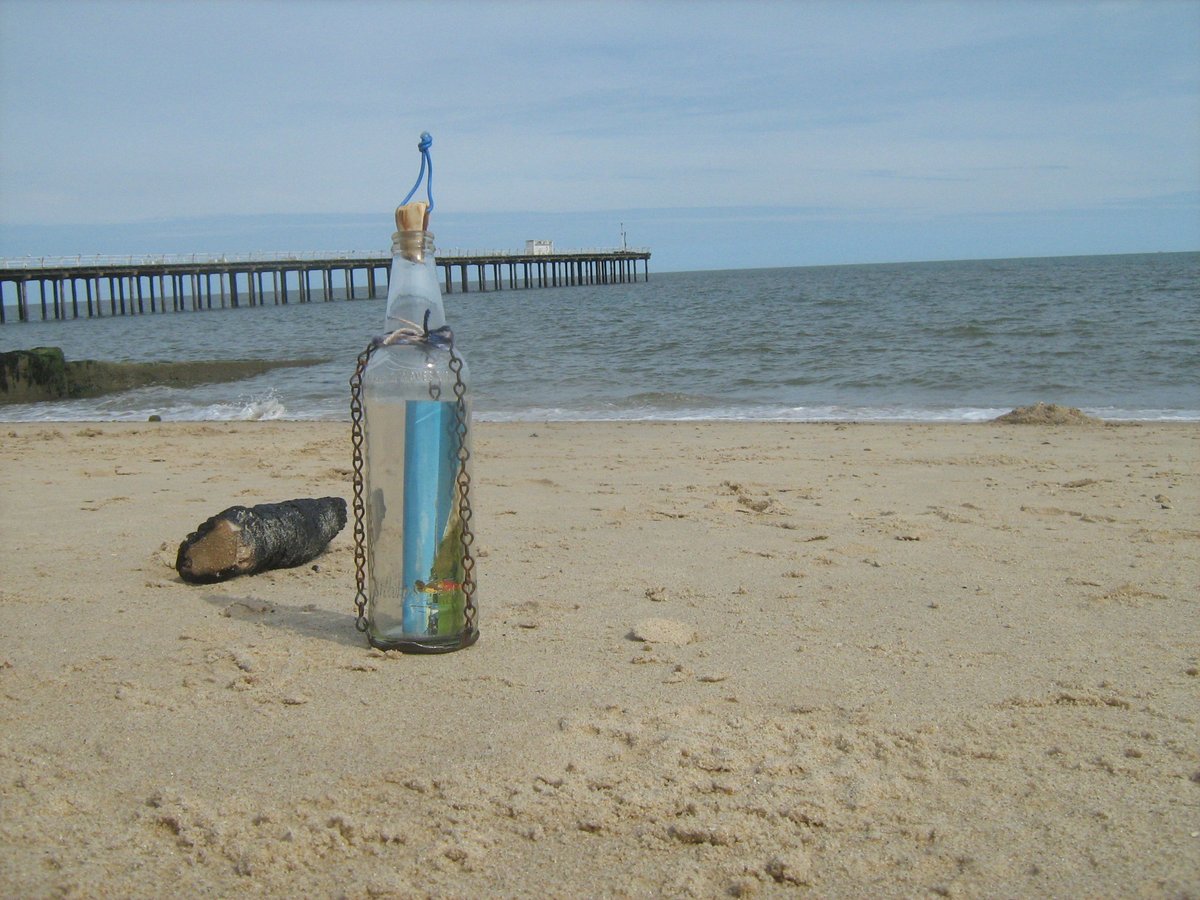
<box><xmin>1</xmin><ymin>252</ymin><xmax>1197</xmax><ymax>423</ymax></box>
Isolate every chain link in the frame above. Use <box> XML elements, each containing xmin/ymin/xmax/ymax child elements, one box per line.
<box><xmin>349</xmin><ymin>331</ymin><xmax>476</xmax><ymax>642</ymax></box>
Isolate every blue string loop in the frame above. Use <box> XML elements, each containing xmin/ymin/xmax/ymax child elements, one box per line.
<box><xmin>400</xmin><ymin>131</ymin><xmax>435</xmax><ymax>213</ymax></box>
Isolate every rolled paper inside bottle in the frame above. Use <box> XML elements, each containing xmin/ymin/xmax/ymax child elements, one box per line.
<box><xmin>400</xmin><ymin>399</ymin><xmax>458</xmax><ymax>636</ymax></box>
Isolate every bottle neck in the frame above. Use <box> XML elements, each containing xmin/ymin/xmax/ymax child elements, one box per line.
<box><xmin>384</xmin><ymin>230</ymin><xmax>445</xmax><ymax>332</ymax></box>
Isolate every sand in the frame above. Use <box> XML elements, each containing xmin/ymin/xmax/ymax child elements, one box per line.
<box><xmin>0</xmin><ymin>420</ymin><xmax>1197</xmax><ymax>898</ymax></box>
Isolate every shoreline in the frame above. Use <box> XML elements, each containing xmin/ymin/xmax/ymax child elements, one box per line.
<box><xmin>3</xmin><ymin>406</ymin><xmax>1200</xmax><ymax>424</ymax></box>
<box><xmin>1</xmin><ymin>420</ymin><xmax>1197</xmax><ymax>896</ymax></box>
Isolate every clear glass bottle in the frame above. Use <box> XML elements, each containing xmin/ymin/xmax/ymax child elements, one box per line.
<box><xmin>362</xmin><ymin>230</ymin><xmax>477</xmax><ymax>652</ymax></box>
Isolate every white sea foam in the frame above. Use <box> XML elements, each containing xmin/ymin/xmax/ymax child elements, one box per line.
<box><xmin>0</xmin><ymin>388</ymin><xmax>289</xmax><ymax>422</ymax></box>
<box><xmin>147</xmin><ymin>389</ymin><xmax>289</xmax><ymax>422</ymax></box>
<box><xmin>201</xmin><ymin>391</ymin><xmax>288</xmax><ymax>421</ymax></box>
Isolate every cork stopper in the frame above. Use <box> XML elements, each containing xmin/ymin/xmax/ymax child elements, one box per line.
<box><xmin>395</xmin><ymin>201</ymin><xmax>429</xmax><ymax>233</ymax></box>
<box><xmin>394</xmin><ymin>201</ymin><xmax>430</xmax><ymax>262</ymax></box>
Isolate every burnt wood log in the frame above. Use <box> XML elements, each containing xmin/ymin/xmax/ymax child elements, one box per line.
<box><xmin>176</xmin><ymin>497</ymin><xmax>347</xmax><ymax>584</ymax></box>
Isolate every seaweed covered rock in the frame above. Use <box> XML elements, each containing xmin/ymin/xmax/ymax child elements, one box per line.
<box><xmin>0</xmin><ymin>347</ymin><xmax>70</xmax><ymax>402</ymax></box>
<box><xmin>0</xmin><ymin>347</ymin><xmax>326</xmax><ymax>404</ymax></box>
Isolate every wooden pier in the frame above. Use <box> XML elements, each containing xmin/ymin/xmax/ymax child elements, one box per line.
<box><xmin>0</xmin><ymin>248</ymin><xmax>651</xmax><ymax>323</ymax></box>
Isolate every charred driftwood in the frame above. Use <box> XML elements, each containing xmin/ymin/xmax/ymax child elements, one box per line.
<box><xmin>176</xmin><ymin>497</ymin><xmax>347</xmax><ymax>584</ymax></box>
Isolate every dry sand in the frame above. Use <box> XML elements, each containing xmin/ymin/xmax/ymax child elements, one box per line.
<box><xmin>0</xmin><ymin>420</ymin><xmax>1197</xmax><ymax>898</ymax></box>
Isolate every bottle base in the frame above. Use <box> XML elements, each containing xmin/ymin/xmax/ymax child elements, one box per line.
<box><xmin>367</xmin><ymin>628</ymin><xmax>479</xmax><ymax>654</ymax></box>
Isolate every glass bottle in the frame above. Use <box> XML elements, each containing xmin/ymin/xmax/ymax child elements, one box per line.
<box><xmin>362</xmin><ymin>230</ymin><xmax>477</xmax><ymax>652</ymax></box>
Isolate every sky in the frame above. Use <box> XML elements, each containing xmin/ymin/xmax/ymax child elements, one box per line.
<box><xmin>1</xmin><ymin>0</ymin><xmax>1198</xmax><ymax>272</ymax></box>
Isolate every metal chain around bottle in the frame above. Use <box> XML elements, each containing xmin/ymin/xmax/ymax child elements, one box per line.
<box><xmin>348</xmin><ymin>331</ymin><xmax>476</xmax><ymax>639</ymax></box>
<box><xmin>448</xmin><ymin>345</ymin><xmax>477</xmax><ymax>636</ymax></box>
<box><xmin>349</xmin><ymin>342</ymin><xmax>375</xmax><ymax>632</ymax></box>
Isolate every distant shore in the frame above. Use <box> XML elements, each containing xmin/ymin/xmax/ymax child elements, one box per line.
<box><xmin>1</xmin><ymin>421</ymin><xmax>1197</xmax><ymax>896</ymax></box>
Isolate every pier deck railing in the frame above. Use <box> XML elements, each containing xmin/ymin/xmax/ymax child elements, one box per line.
<box><xmin>0</xmin><ymin>247</ymin><xmax>651</xmax><ymax>323</ymax></box>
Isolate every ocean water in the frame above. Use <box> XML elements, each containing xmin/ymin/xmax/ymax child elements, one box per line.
<box><xmin>1</xmin><ymin>252</ymin><xmax>1196</xmax><ymax>423</ymax></box>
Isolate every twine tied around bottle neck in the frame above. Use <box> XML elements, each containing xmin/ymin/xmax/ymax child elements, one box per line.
<box><xmin>372</xmin><ymin>311</ymin><xmax>452</xmax><ymax>350</ymax></box>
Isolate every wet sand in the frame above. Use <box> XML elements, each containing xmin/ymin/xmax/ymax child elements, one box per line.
<box><xmin>1</xmin><ymin>421</ymin><xmax>1197</xmax><ymax>897</ymax></box>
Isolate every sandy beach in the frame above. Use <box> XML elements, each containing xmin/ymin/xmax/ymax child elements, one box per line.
<box><xmin>1</xmin><ymin>419</ymin><xmax>1196</xmax><ymax>898</ymax></box>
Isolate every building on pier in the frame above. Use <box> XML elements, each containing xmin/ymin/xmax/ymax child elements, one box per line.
<box><xmin>0</xmin><ymin>247</ymin><xmax>650</xmax><ymax>323</ymax></box>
